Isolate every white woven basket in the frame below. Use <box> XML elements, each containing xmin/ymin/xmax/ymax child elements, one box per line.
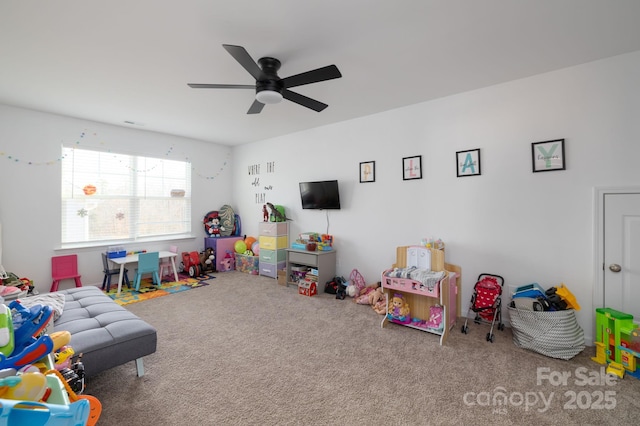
<box><xmin>507</xmin><ymin>307</ymin><xmax>585</xmax><ymax>360</ymax></box>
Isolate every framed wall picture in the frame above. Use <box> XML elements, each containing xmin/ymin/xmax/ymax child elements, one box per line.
<box><xmin>456</xmin><ymin>148</ymin><xmax>481</xmax><ymax>177</ymax></box>
<box><xmin>532</xmin><ymin>139</ymin><xmax>565</xmax><ymax>172</ymax></box>
<box><xmin>402</xmin><ymin>155</ymin><xmax>422</xmax><ymax>180</ymax></box>
<box><xmin>359</xmin><ymin>161</ymin><xmax>375</xmax><ymax>183</ymax></box>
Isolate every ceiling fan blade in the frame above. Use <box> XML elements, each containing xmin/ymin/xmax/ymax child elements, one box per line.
<box><xmin>188</xmin><ymin>83</ymin><xmax>254</xmax><ymax>89</ymax></box>
<box><xmin>282</xmin><ymin>89</ymin><xmax>328</xmax><ymax>112</ymax></box>
<box><xmin>223</xmin><ymin>44</ymin><xmax>262</xmax><ymax>80</ymax></box>
<box><xmin>247</xmin><ymin>100</ymin><xmax>265</xmax><ymax>114</ymax></box>
<box><xmin>282</xmin><ymin>65</ymin><xmax>342</xmax><ymax>89</ymax></box>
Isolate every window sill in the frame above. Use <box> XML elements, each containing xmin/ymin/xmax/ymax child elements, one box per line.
<box><xmin>57</xmin><ymin>235</ymin><xmax>198</xmax><ymax>251</ymax></box>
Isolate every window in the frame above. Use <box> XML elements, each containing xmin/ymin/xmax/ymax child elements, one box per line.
<box><xmin>61</xmin><ymin>147</ymin><xmax>191</xmax><ymax>246</ymax></box>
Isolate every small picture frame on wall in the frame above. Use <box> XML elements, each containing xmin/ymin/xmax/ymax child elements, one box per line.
<box><xmin>402</xmin><ymin>155</ymin><xmax>422</xmax><ymax>180</ymax></box>
<box><xmin>456</xmin><ymin>149</ymin><xmax>481</xmax><ymax>177</ymax></box>
<box><xmin>532</xmin><ymin>139</ymin><xmax>565</xmax><ymax>172</ymax></box>
<box><xmin>359</xmin><ymin>161</ymin><xmax>375</xmax><ymax>183</ymax></box>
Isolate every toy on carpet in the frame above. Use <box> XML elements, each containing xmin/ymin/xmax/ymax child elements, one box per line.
<box><xmin>591</xmin><ymin>307</ymin><xmax>640</xmax><ymax>379</ymax></box>
<box><xmin>387</xmin><ymin>293</ymin><xmax>411</xmax><ymax>324</ymax></box>
<box><xmin>369</xmin><ymin>287</ymin><xmax>384</xmax><ymax>309</ymax></box>
<box><xmin>348</xmin><ymin>269</ymin><xmax>367</xmax><ymax>298</ymax></box>
<box><xmin>182</xmin><ymin>251</ymin><xmax>202</xmax><ymax>278</ymax></box>
<box><xmin>219</xmin><ymin>251</ymin><xmax>235</xmax><ymax>271</ymax></box>
<box><xmin>354</xmin><ymin>282</ymin><xmax>381</xmax><ymax>304</ymax></box>
<box><xmin>373</xmin><ymin>295</ymin><xmax>387</xmax><ymax>315</ymax></box>
<box><xmin>199</xmin><ymin>248</ymin><xmax>215</xmax><ymax>274</ymax></box>
<box><xmin>361</xmin><ymin>285</ymin><xmax>386</xmax><ymax>315</ymax></box>
<box><xmin>325</xmin><ymin>276</ymin><xmax>348</xmax><ymax>300</ymax></box>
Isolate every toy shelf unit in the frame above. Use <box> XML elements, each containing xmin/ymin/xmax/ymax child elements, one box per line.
<box><xmin>285</xmin><ymin>249</ymin><xmax>336</xmax><ymax>290</ymax></box>
<box><xmin>204</xmin><ymin>236</ymin><xmax>243</xmax><ymax>272</ymax></box>
<box><xmin>258</xmin><ymin>221</ymin><xmax>289</xmax><ymax>279</ymax></box>
<box><xmin>380</xmin><ymin>245</ymin><xmax>461</xmax><ymax>345</ymax></box>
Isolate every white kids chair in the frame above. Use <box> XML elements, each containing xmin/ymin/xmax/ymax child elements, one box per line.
<box><xmin>159</xmin><ymin>245</ymin><xmax>179</xmax><ymax>282</ymax></box>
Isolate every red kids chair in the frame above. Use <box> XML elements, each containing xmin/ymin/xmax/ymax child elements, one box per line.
<box><xmin>50</xmin><ymin>254</ymin><xmax>83</xmax><ymax>292</ymax></box>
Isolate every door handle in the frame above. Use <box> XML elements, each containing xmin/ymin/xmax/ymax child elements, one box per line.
<box><xmin>609</xmin><ymin>264</ymin><xmax>622</xmax><ymax>273</ymax></box>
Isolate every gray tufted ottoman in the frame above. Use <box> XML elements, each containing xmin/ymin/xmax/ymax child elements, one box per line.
<box><xmin>53</xmin><ymin>286</ymin><xmax>157</xmax><ymax>378</ymax></box>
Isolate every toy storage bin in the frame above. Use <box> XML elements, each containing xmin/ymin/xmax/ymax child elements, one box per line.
<box><xmin>107</xmin><ymin>246</ymin><xmax>126</xmax><ymax>259</ymax></box>
<box><xmin>290</xmin><ymin>266</ymin><xmax>308</xmax><ymax>284</ymax></box>
<box><xmin>235</xmin><ymin>253</ymin><xmax>259</xmax><ymax>274</ymax></box>
<box><xmin>508</xmin><ymin>307</ymin><xmax>585</xmax><ymax>360</ymax></box>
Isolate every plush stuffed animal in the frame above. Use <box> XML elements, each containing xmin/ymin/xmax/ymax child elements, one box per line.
<box><xmin>345</xmin><ymin>281</ymin><xmax>358</xmax><ymax>298</ymax></box>
<box><xmin>199</xmin><ymin>248</ymin><xmax>215</xmax><ymax>273</ymax></box>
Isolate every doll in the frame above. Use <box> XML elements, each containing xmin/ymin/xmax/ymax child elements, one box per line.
<box><xmin>353</xmin><ymin>282</ymin><xmax>381</xmax><ymax>304</ymax></box>
<box><xmin>387</xmin><ymin>293</ymin><xmax>410</xmax><ymax>323</ymax></box>
<box><xmin>369</xmin><ymin>287</ymin><xmax>386</xmax><ymax>314</ymax></box>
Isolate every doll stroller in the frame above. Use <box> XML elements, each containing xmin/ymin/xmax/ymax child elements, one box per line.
<box><xmin>461</xmin><ymin>273</ymin><xmax>505</xmax><ymax>342</ymax></box>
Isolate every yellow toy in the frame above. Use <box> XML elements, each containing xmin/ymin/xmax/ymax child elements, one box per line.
<box><xmin>606</xmin><ymin>362</ymin><xmax>625</xmax><ymax>379</ymax></box>
<box><xmin>50</xmin><ymin>330</ymin><xmax>71</xmax><ymax>352</ymax></box>
<box><xmin>2</xmin><ymin>371</ymin><xmax>47</xmax><ymax>401</ymax></box>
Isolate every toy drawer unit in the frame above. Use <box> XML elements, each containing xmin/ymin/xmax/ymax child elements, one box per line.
<box><xmin>258</xmin><ymin>222</ymin><xmax>288</xmax><ymax>236</ymax></box>
<box><xmin>381</xmin><ymin>246</ymin><xmax>443</xmax><ymax>298</ymax></box>
<box><xmin>259</xmin><ymin>248</ymin><xmax>286</xmax><ymax>263</ymax></box>
<box><xmin>259</xmin><ymin>261</ymin><xmax>286</xmax><ymax>278</ymax></box>
<box><xmin>259</xmin><ymin>235</ymin><xmax>288</xmax><ymax>250</ymax></box>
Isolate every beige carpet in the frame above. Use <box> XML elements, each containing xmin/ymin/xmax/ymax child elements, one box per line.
<box><xmin>85</xmin><ymin>272</ymin><xmax>640</xmax><ymax>426</ymax></box>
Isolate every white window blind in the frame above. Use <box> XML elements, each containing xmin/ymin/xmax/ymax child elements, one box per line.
<box><xmin>61</xmin><ymin>146</ymin><xmax>191</xmax><ymax>246</ymax></box>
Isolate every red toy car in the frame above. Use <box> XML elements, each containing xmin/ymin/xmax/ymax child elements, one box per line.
<box><xmin>181</xmin><ymin>251</ymin><xmax>202</xmax><ymax>278</ymax></box>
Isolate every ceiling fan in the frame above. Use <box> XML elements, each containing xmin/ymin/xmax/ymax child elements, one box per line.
<box><xmin>188</xmin><ymin>44</ymin><xmax>342</xmax><ymax>114</ymax></box>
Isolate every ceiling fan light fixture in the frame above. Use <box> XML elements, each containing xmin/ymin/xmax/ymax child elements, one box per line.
<box><xmin>255</xmin><ymin>90</ymin><xmax>283</xmax><ymax>104</ymax></box>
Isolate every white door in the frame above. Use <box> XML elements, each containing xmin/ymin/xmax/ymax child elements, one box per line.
<box><xmin>604</xmin><ymin>192</ymin><xmax>640</xmax><ymax>319</ymax></box>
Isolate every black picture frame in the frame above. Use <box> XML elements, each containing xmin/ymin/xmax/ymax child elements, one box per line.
<box><xmin>359</xmin><ymin>161</ymin><xmax>375</xmax><ymax>183</ymax></box>
<box><xmin>402</xmin><ymin>155</ymin><xmax>422</xmax><ymax>180</ymax></box>
<box><xmin>456</xmin><ymin>148</ymin><xmax>481</xmax><ymax>177</ymax></box>
<box><xmin>532</xmin><ymin>139</ymin><xmax>565</xmax><ymax>172</ymax></box>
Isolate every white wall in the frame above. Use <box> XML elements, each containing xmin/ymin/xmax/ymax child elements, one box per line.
<box><xmin>231</xmin><ymin>50</ymin><xmax>640</xmax><ymax>343</ymax></box>
<box><xmin>0</xmin><ymin>106</ymin><xmax>233</xmax><ymax>291</ymax></box>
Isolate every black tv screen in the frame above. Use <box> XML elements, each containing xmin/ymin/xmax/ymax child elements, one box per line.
<box><xmin>299</xmin><ymin>180</ymin><xmax>341</xmax><ymax>210</ymax></box>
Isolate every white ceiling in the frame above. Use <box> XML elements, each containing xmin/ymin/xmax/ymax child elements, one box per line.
<box><xmin>2</xmin><ymin>1</ymin><xmax>640</xmax><ymax>146</ymax></box>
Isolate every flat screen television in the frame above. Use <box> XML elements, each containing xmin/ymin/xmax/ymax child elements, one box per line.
<box><xmin>299</xmin><ymin>180</ymin><xmax>341</xmax><ymax>210</ymax></box>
